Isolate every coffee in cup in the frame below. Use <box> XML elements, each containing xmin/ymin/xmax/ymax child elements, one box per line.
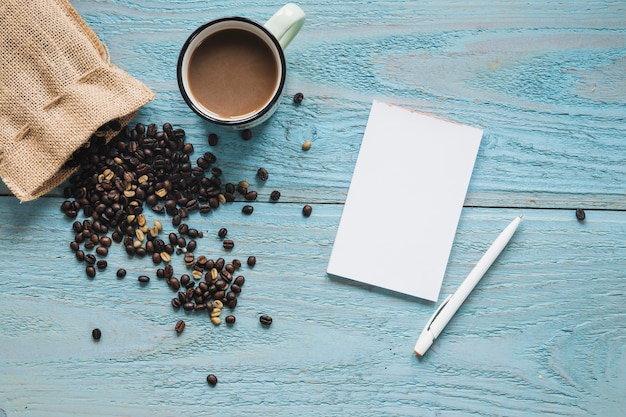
<box><xmin>177</xmin><ymin>4</ymin><xmax>305</xmax><ymax>129</ymax></box>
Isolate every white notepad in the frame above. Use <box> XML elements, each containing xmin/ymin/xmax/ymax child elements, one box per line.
<box><xmin>327</xmin><ymin>101</ymin><xmax>483</xmax><ymax>302</ymax></box>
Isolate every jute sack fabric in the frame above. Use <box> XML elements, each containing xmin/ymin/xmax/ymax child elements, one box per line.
<box><xmin>0</xmin><ymin>0</ymin><xmax>155</xmax><ymax>201</ymax></box>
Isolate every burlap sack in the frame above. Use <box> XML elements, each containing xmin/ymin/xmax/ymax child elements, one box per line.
<box><xmin>0</xmin><ymin>0</ymin><xmax>155</xmax><ymax>201</ymax></box>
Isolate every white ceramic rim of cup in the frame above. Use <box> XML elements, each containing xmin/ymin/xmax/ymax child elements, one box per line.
<box><xmin>177</xmin><ymin>17</ymin><xmax>286</xmax><ymax>126</ymax></box>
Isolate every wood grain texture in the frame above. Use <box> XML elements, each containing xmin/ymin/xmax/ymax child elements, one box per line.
<box><xmin>1</xmin><ymin>0</ymin><xmax>625</xmax><ymax>416</ymax></box>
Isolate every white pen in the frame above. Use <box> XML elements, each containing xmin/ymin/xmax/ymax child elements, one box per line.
<box><xmin>414</xmin><ymin>214</ymin><xmax>523</xmax><ymax>356</ymax></box>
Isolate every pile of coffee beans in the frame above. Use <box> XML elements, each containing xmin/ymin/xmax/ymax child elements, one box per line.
<box><xmin>60</xmin><ymin>122</ymin><xmax>269</xmax><ymax>326</ymax></box>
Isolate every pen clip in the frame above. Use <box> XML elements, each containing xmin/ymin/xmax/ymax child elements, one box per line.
<box><xmin>426</xmin><ymin>294</ymin><xmax>453</xmax><ymax>331</ymax></box>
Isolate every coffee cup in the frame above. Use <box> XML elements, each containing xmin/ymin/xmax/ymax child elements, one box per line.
<box><xmin>177</xmin><ymin>4</ymin><xmax>305</xmax><ymax>129</ymax></box>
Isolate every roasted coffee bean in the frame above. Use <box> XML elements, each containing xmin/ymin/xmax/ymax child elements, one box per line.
<box><xmin>232</xmin><ymin>259</ymin><xmax>242</xmax><ymax>269</ymax></box>
<box><xmin>116</xmin><ymin>268</ymin><xmax>127</xmax><ymax>278</ymax></box>
<box><xmin>208</xmin><ymin>133</ymin><xmax>218</xmax><ymax>146</ymax></box>
<box><xmin>175</xmin><ymin>320</ymin><xmax>186</xmax><ymax>334</ymax></box>
<box><xmin>247</xmin><ymin>256</ymin><xmax>256</xmax><ymax>267</ymax></box>
<box><xmin>241</xmin><ymin>129</ymin><xmax>252</xmax><ymax>141</ymax></box>
<box><xmin>230</xmin><ymin>283</ymin><xmax>241</xmax><ymax>293</ymax></box>
<box><xmin>576</xmin><ymin>208</ymin><xmax>586</xmax><ymax>221</ymax></box>
<box><xmin>138</xmin><ymin>275</ymin><xmax>150</xmax><ymax>283</ymax></box>
<box><xmin>293</xmin><ymin>92</ymin><xmax>304</xmax><ymax>104</ymax></box>
<box><xmin>171</xmin><ymin>297</ymin><xmax>182</xmax><ymax>309</ymax></box>
<box><xmin>99</xmin><ymin>236</ymin><xmax>112</xmax><ymax>247</ymax></box>
<box><xmin>183</xmin><ymin>302</ymin><xmax>194</xmax><ymax>311</ymax></box>
<box><xmin>218</xmin><ymin>228</ymin><xmax>228</xmax><ymax>238</ymax></box>
<box><xmin>70</xmin><ymin>241</ymin><xmax>80</xmax><ymax>252</ymax></box>
<box><xmin>259</xmin><ymin>315</ymin><xmax>273</xmax><ymax>326</ymax></box>
<box><xmin>92</xmin><ymin>328</ymin><xmax>102</xmax><ymax>341</ymax></box>
<box><xmin>223</xmin><ymin>239</ymin><xmax>234</xmax><ymax>250</ymax></box>
<box><xmin>206</xmin><ymin>374</ymin><xmax>218</xmax><ymax>386</ymax></box>
<box><xmin>164</xmin><ymin>264</ymin><xmax>174</xmax><ymax>279</ymax></box>
<box><xmin>96</xmin><ymin>260</ymin><xmax>108</xmax><ymax>270</ymax></box>
<box><xmin>225</xmin><ymin>315</ymin><xmax>236</xmax><ymax>324</ymax></box>
<box><xmin>245</xmin><ymin>191</ymin><xmax>258</xmax><ymax>201</ymax></box>
<box><xmin>270</xmin><ymin>190</ymin><xmax>281</xmax><ymax>201</ymax></box>
<box><xmin>234</xmin><ymin>275</ymin><xmax>245</xmax><ymax>286</ymax></box>
<box><xmin>168</xmin><ymin>277</ymin><xmax>181</xmax><ymax>291</ymax></box>
<box><xmin>96</xmin><ymin>246</ymin><xmax>108</xmax><ymax>257</ymax></box>
<box><xmin>187</xmin><ymin>228</ymin><xmax>199</xmax><ymax>239</ymax></box>
<box><xmin>84</xmin><ymin>241</ymin><xmax>95</xmax><ymax>250</ymax></box>
<box><xmin>85</xmin><ymin>254</ymin><xmax>96</xmax><ymax>265</ymax></box>
<box><xmin>257</xmin><ymin>168</ymin><xmax>269</xmax><ymax>181</ymax></box>
<box><xmin>302</xmin><ymin>204</ymin><xmax>313</xmax><ymax>217</ymax></box>
<box><xmin>242</xmin><ymin>205</ymin><xmax>254</xmax><ymax>215</ymax></box>
<box><xmin>187</xmin><ymin>240</ymin><xmax>197</xmax><ymax>252</ymax></box>
<box><xmin>86</xmin><ymin>266</ymin><xmax>96</xmax><ymax>278</ymax></box>
<box><xmin>75</xmin><ymin>250</ymin><xmax>85</xmax><ymax>261</ymax></box>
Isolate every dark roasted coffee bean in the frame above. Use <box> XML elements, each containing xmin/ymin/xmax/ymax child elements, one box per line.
<box><xmin>227</xmin><ymin>298</ymin><xmax>237</xmax><ymax>308</ymax></box>
<box><xmin>171</xmin><ymin>297</ymin><xmax>182</xmax><ymax>309</ymax></box>
<box><xmin>212</xmin><ymin>290</ymin><xmax>225</xmax><ymax>301</ymax></box>
<box><xmin>257</xmin><ymin>168</ymin><xmax>269</xmax><ymax>181</ymax></box>
<box><xmin>259</xmin><ymin>315</ymin><xmax>273</xmax><ymax>326</ymax></box>
<box><xmin>84</xmin><ymin>241</ymin><xmax>95</xmax><ymax>250</ymax></box>
<box><xmin>293</xmin><ymin>92</ymin><xmax>304</xmax><ymax>104</ymax></box>
<box><xmin>75</xmin><ymin>250</ymin><xmax>85</xmax><ymax>261</ymax></box>
<box><xmin>576</xmin><ymin>208</ymin><xmax>586</xmax><ymax>221</ymax></box>
<box><xmin>183</xmin><ymin>302</ymin><xmax>194</xmax><ymax>311</ymax></box>
<box><xmin>86</xmin><ymin>266</ymin><xmax>96</xmax><ymax>278</ymax></box>
<box><xmin>96</xmin><ymin>246</ymin><xmax>108</xmax><ymax>257</ymax></box>
<box><xmin>230</xmin><ymin>283</ymin><xmax>241</xmax><ymax>294</ymax></box>
<box><xmin>92</xmin><ymin>328</ymin><xmax>102</xmax><ymax>340</ymax></box>
<box><xmin>175</xmin><ymin>319</ymin><xmax>185</xmax><ymax>334</ymax></box>
<box><xmin>302</xmin><ymin>204</ymin><xmax>313</xmax><ymax>217</ymax></box>
<box><xmin>234</xmin><ymin>275</ymin><xmax>245</xmax><ymax>286</ymax></box>
<box><xmin>206</xmin><ymin>374</ymin><xmax>218</xmax><ymax>386</ymax></box>
<box><xmin>187</xmin><ymin>228</ymin><xmax>199</xmax><ymax>239</ymax></box>
<box><xmin>187</xmin><ymin>240</ymin><xmax>197</xmax><ymax>252</ymax></box>
<box><xmin>96</xmin><ymin>260</ymin><xmax>108</xmax><ymax>270</ymax></box>
<box><xmin>138</xmin><ymin>275</ymin><xmax>150</xmax><ymax>283</ymax></box>
<box><xmin>70</xmin><ymin>241</ymin><xmax>80</xmax><ymax>252</ymax></box>
<box><xmin>225</xmin><ymin>315</ymin><xmax>236</xmax><ymax>324</ymax></box>
<box><xmin>85</xmin><ymin>254</ymin><xmax>96</xmax><ymax>265</ymax></box>
<box><xmin>208</xmin><ymin>133</ymin><xmax>218</xmax><ymax>146</ymax></box>
<box><xmin>99</xmin><ymin>236</ymin><xmax>112</xmax><ymax>247</ymax></box>
<box><xmin>225</xmin><ymin>263</ymin><xmax>235</xmax><ymax>274</ymax></box>
<box><xmin>245</xmin><ymin>191</ymin><xmax>258</xmax><ymax>201</ymax></box>
<box><xmin>242</xmin><ymin>205</ymin><xmax>254</xmax><ymax>215</ymax></box>
<box><xmin>232</xmin><ymin>259</ymin><xmax>241</xmax><ymax>269</ymax></box>
<box><xmin>270</xmin><ymin>190</ymin><xmax>281</xmax><ymax>201</ymax></box>
<box><xmin>223</xmin><ymin>240</ymin><xmax>234</xmax><ymax>250</ymax></box>
<box><xmin>180</xmin><ymin>274</ymin><xmax>191</xmax><ymax>286</ymax></box>
<box><xmin>241</xmin><ymin>129</ymin><xmax>252</xmax><ymax>141</ymax></box>
<box><xmin>218</xmin><ymin>227</ymin><xmax>228</xmax><ymax>238</ymax></box>
<box><xmin>168</xmin><ymin>277</ymin><xmax>181</xmax><ymax>291</ymax></box>
<box><xmin>247</xmin><ymin>256</ymin><xmax>256</xmax><ymax>267</ymax></box>
<box><xmin>116</xmin><ymin>268</ymin><xmax>127</xmax><ymax>279</ymax></box>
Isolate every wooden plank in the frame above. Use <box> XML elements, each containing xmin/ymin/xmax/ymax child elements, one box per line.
<box><xmin>1</xmin><ymin>198</ymin><xmax>624</xmax><ymax>416</ymax></box>
<box><xmin>2</xmin><ymin>0</ymin><xmax>625</xmax><ymax>210</ymax></box>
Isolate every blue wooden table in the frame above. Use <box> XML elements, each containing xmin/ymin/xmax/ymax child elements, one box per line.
<box><xmin>1</xmin><ymin>1</ymin><xmax>625</xmax><ymax>416</ymax></box>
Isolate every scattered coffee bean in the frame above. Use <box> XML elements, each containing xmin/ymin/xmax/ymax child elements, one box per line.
<box><xmin>259</xmin><ymin>315</ymin><xmax>273</xmax><ymax>326</ymax></box>
<box><xmin>270</xmin><ymin>190</ymin><xmax>281</xmax><ymax>202</ymax></box>
<box><xmin>208</xmin><ymin>133</ymin><xmax>218</xmax><ymax>146</ymax></box>
<box><xmin>96</xmin><ymin>260</ymin><xmax>108</xmax><ymax>270</ymax></box>
<box><xmin>576</xmin><ymin>208</ymin><xmax>586</xmax><ymax>221</ymax></box>
<box><xmin>225</xmin><ymin>315</ymin><xmax>236</xmax><ymax>324</ymax></box>
<box><xmin>241</xmin><ymin>129</ymin><xmax>252</xmax><ymax>140</ymax></box>
<box><xmin>247</xmin><ymin>256</ymin><xmax>256</xmax><ymax>267</ymax></box>
<box><xmin>302</xmin><ymin>204</ymin><xmax>313</xmax><ymax>217</ymax></box>
<box><xmin>174</xmin><ymin>320</ymin><xmax>185</xmax><ymax>334</ymax></box>
<box><xmin>86</xmin><ymin>266</ymin><xmax>96</xmax><ymax>278</ymax></box>
<box><xmin>302</xmin><ymin>140</ymin><xmax>312</xmax><ymax>151</ymax></box>
<box><xmin>92</xmin><ymin>328</ymin><xmax>102</xmax><ymax>341</ymax></box>
<box><xmin>206</xmin><ymin>374</ymin><xmax>218</xmax><ymax>386</ymax></box>
<box><xmin>218</xmin><ymin>227</ymin><xmax>228</xmax><ymax>238</ymax></box>
<box><xmin>245</xmin><ymin>191</ymin><xmax>258</xmax><ymax>201</ymax></box>
<box><xmin>242</xmin><ymin>205</ymin><xmax>254</xmax><ymax>215</ymax></box>
<box><xmin>257</xmin><ymin>168</ymin><xmax>269</xmax><ymax>181</ymax></box>
<box><xmin>293</xmin><ymin>92</ymin><xmax>304</xmax><ymax>104</ymax></box>
<box><xmin>223</xmin><ymin>239</ymin><xmax>235</xmax><ymax>250</ymax></box>
<box><xmin>138</xmin><ymin>275</ymin><xmax>150</xmax><ymax>283</ymax></box>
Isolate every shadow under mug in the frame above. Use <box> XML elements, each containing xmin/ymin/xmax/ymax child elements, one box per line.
<box><xmin>177</xmin><ymin>4</ymin><xmax>305</xmax><ymax>130</ymax></box>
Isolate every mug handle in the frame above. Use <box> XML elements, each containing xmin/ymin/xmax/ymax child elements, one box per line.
<box><xmin>263</xmin><ymin>3</ymin><xmax>305</xmax><ymax>49</ymax></box>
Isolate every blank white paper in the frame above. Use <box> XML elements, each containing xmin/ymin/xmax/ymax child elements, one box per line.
<box><xmin>327</xmin><ymin>101</ymin><xmax>483</xmax><ymax>302</ymax></box>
